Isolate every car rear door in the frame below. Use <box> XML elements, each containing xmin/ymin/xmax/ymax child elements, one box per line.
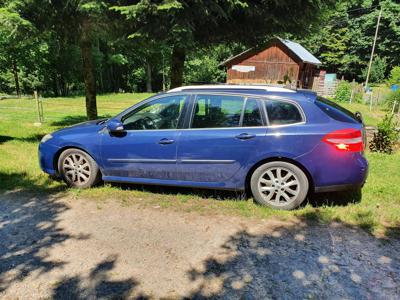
<box><xmin>176</xmin><ymin>93</ymin><xmax>267</xmax><ymax>185</ymax></box>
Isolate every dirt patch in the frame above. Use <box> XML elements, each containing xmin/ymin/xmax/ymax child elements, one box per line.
<box><xmin>0</xmin><ymin>191</ymin><xmax>399</xmax><ymax>299</ymax></box>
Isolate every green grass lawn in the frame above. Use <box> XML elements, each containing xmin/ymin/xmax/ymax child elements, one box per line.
<box><xmin>0</xmin><ymin>93</ymin><xmax>399</xmax><ymax>237</ymax></box>
<box><xmin>341</xmin><ymin>102</ymin><xmax>386</xmax><ymax>127</ymax></box>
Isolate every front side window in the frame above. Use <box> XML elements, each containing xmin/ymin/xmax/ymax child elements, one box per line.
<box><xmin>122</xmin><ymin>95</ymin><xmax>186</xmax><ymax>130</ymax></box>
<box><xmin>265</xmin><ymin>100</ymin><xmax>303</xmax><ymax>125</ymax></box>
<box><xmin>191</xmin><ymin>94</ymin><xmax>244</xmax><ymax>128</ymax></box>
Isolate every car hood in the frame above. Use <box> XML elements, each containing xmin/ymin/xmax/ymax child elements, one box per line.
<box><xmin>52</xmin><ymin>119</ymin><xmax>107</xmax><ymax>137</ymax></box>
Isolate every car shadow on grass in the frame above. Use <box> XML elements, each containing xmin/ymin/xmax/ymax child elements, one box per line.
<box><xmin>107</xmin><ymin>182</ymin><xmax>392</xmax><ymax>238</ymax></box>
<box><xmin>109</xmin><ymin>182</ymin><xmax>362</xmax><ymax>207</ymax></box>
<box><xmin>110</xmin><ymin>182</ymin><xmax>247</xmax><ymax>201</ymax></box>
<box><xmin>186</xmin><ymin>220</ymin><xmax>400</xmax><ymax>299</ymax></box>
<box><xmin>307</xmin><ymin>188</ymin><xmax>362</xmax><ymax>207</ymax></box>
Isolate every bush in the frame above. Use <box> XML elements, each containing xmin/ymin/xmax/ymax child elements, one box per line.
<box><xmin>385</xmin><ymin>90</ymin><xmax>400</xmax><ymax>112</ymax></box>
<box><xmin>387</xmin><ymin>66</ymin><xmax>400</xmax><ymax>85</ymax></box>
<box><xmin>369</xmin><ymin>114</ymin><xmax>399</xmax><ymax>154</ymax></box>
<box><xmin>353</xmin><ymin>91</ymin><xmax>363</xmax><ymax>103</ymax></box>
<box><xmin>335</xmin><ymin>80</ymin><xmax>352</xmax><ymax>102</ymax></box>
<box><xmin>362</xmin><ymin>56</ymin><xmax>387</xmax><ymax>84</ymax></box>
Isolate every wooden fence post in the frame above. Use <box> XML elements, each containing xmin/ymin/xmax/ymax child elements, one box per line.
<box><xmin>391</xmin><ymin>101</ymin><xmax>398</xmax><ymax>115</ymax></box>
<box><xmin>349</xmin><ymin>79</ymin><xmax>356</xmax><ymax>104</ymax></box>
<box><xmin>376</xmin><ymin>90</ymin><xmax>380</xmax><ymax>105</ymax></box>
<box><xmin>34</xmin><ymin>91</ymin><xmax>44</xmax><ymax>124</ymax></box>
<box><xmin>369</xmin><ymin>92</ymin><xmax>373</xmax><ymax>111</ymax></box>
<box><xmin>350</xmin><ymin>89</ymin><xmax>354</xmax><ymax>104</ymax></box>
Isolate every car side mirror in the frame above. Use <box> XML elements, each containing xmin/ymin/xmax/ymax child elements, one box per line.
<box><xmin>106</xmin><ymin>119</ymin><xmax>125</xmax><ymax>133</ymax></box>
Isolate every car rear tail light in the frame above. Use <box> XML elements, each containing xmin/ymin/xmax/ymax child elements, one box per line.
<box><xmin>322</xmin><ymin>128</ymin><xmax>364</xmax><ymax>152</ymax></box>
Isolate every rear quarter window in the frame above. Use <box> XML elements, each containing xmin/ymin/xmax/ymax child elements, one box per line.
<box><xmin>315</xmin><ymin>97</ymin><xmax>359</xmax><ymax>124</ymax></box>
<box><xmin>265</xmin><ymin>100</ymin><xmax>303</xmax><ymax>125</ymax></box>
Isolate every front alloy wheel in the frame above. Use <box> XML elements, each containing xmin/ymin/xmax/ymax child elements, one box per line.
<box><xmin>58</xmin><ymin>148</ymin><xmax>101</xmax><ymax>188</ymax></box>
<box><xmin>250</xmin><ymin>161</ymin><xmax>309</xmax><ymax>210</ymax></box>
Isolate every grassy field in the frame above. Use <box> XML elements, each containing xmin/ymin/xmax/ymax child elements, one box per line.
<box><xmin>341</xmin><ymin>102</ymin><xmax>386</xmax><ymax>127</ymax></box>
<box><xmin>0</xmin><ymin>93</ymin><xmax>399</xmax><ymax>237</ymax></box>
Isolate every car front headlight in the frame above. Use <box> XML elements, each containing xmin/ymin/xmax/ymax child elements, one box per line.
<box><xmin>41</xmin><ymin>134</ymin><xmax>53</xmax><ymax>143</ymax></box>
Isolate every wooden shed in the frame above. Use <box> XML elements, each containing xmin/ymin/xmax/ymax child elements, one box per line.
<box><xmin>220</xmin><ymin>38</ymin><xmax>321</xmax><ymax>89</ymax></box>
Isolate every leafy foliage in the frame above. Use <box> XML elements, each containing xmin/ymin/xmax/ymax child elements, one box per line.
<box><xmin>369</xmin><ymin>114</ymin><xmax>399</xmax><ymax>154</ymax></box>
<box><xmin>385</xmin><ymin>90</ymin><xmax>400</xmax><ymax>111</ymax></box>
<box><xmin>362</xmin><ymin>56</ymin><xmax>387</xmax><ymax>84</ymax></box>
<box><xmin>335</xmin><ymin>80</ymin><xmax>352</xmax><ymax>102</ymax></box>
<box><xmin>184</xmin><ymin>44</ymin><xmax>243</xmax><ymax>84</ymax></box>
<box><xmin>301</xmin><ymin>0</ymin><xmax>400</xmax><ymax>81</ymax></box>
<box><xmin>387</xmin><ymin>66</ymin><xmax>400</xmax><ymax>85</ymax></box>
<box><xmin>112</xmin><ymin>0</ymin><xmax>335</xmax><ymax>87</ymax></box>
<box><xmin>0</xmin><ymin>5</ymin><xmax>43</xmax><ymax>95</ymax></box>
<box><xmin>1</xmin><ymin>0</ymin><xmax>400</xmax><ymax>120</ymax></box>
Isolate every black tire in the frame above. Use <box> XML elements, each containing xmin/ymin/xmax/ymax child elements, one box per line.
<box><xmin>250</xmin><ymin>161</ymin><xmax>309</xmax><ymax>210</ymax></box>
<box><xmin>58</xmin><ymin>148</ymin><xmax>101</xmax><ymax>188</ymax></box>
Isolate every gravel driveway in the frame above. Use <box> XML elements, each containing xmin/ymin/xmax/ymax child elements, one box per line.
<box><xmin>0</xmin><ymin>190</ymin><xmax>399</xmax><ymax>299</ymax></box>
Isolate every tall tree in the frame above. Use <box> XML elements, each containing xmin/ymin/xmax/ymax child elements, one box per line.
<box><xmin>18</xmin><ymin>0</ymin><xmax>111</xmax><ymax>119</ymax></box>
<box><xmin>64</xmin><ymin>1</ymin><xmax>108</xmax><ymax>119</ymax></box>
<box><xmin>0</xmin><ymin>6</ymin><xmax>38</xmax><ymax>96</ymax></box>
<box><xmin>301</xmin><ymin>0</ymin><xmax>400</xmax><ymax>81</ymax></box>
<box><xmin>113</xmin><ymin>0</ymin><xmax>335</xmax><ymax>88</ymax></box>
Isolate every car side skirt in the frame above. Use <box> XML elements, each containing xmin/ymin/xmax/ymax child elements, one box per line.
<box><xmin>103</xmin><ymin>176</ymin><xmax>241</xmax><ymax>191</ymax></box>
<box><xmin>314</xmin><ymin>184</ymin><xmax>363</xmax><ymax>193</ymax></box>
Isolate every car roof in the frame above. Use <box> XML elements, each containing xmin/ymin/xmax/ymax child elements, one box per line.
<box><xmin>167</xmin><ymin>84</ymin><xmax>317</xmax><ymax>102</ymax></box>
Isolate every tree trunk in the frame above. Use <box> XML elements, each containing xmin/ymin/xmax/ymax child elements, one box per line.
<box><xmin>145</xmin><ymin>60</ymin><xmax>152</xmax><ymax>93</ymax></box>
<box><xmin>53</xmin><ymin>74</ymin><xmax>60</xmax><ymax>97</ymax></box>
<box><xmin>170</xmin><ymin>45</ymin><xmax>186</xmax><ymax>88</ymax></box>
<box><xmin>12</xmin><ymin>59</ymin><xmax>20</xmax><ymax>97</ymax></box>
<box><xmin>79</xmin><ymin>20</ymin><xmax>97</xmax><ymax>120</ymax></box>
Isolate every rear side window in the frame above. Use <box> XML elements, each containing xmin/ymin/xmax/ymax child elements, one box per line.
<box><xmin>243</xmin><ymin>98</ymin><xmax>263</xmax><ymax>127</ymax></box>
<box><xmin>192</xmin><ymin>94</ymin><xmax>244</xmax><ymax>128</ymax></box>
<box><xmin>265</xmin><ymin>100</ymin><xmax>303</xmax><ymax>125</ymax></box>
<box><xmin>315</xmin><ymin>97</ymin><xmax>358</xmax><ymax>123</ymax></box>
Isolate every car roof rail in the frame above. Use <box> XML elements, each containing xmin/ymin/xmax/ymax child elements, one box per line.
<box><xmin>168</xmin><ymin>84</ymin><xmax>297</xmax><ymax>93</ymax></box>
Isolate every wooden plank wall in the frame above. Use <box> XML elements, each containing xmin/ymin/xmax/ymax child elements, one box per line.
<box><xmin>227</xmin><ymin>44</ymin><xmax>300</xmax><ymax>84</ymax></box>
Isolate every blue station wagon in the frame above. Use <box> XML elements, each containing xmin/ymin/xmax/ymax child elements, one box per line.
<box><xmin>39</xmin><ymin>85</ymin><xmax>368</xmax><ymax>210</ymax></box>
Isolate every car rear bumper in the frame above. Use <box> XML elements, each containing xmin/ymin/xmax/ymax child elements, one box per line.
<box><xmin>314</xmin><ymin>183</ymin><xmax>363</xmax><ymax>193</ymax></box>
<box><xmin>312</xmin><ymin>153</ymin><xmax>368</xmax><ymax>193</ymax></box>
<box><xmin>296</xmin><ymin>140</ymin><xmax>369</xmax><ymax>192</ymax></box>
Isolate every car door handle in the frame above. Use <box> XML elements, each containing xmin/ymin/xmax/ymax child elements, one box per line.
<box><xmin>235</xmin><ymin>133</ymin><xmax>256</xmax><ymax>140</ymax></box>
<box><xmin>158</xmin><ymin>138</ymin><xmax>175</xmax><ymax>145</ymax></box>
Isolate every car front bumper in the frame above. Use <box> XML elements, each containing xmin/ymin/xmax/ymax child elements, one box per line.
<box><xmin>38</xmin><ymin>141</ymin><xmax>61</xmax><ymax>175</ymax></box>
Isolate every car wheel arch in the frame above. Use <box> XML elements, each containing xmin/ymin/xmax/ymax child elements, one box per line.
<box><xmin>245</xmin><ymin>156</ymin><xmax>314</xmax><ymax>195</ymax></box>
<box><xmin>53</xmin><ymin>146</ymin><xmax>103</xmax><ymax>176</ymax></box>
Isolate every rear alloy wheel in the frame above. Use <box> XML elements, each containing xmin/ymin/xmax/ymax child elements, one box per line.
<box><xmin>58</xmin><ymin>148</ymin><xmax>101</xmax><ymax>188</ymax></box>
<box><xmin>250</xmin><ymin>161</ymin><xmax>309</xmax><ymax>210</ymax></box>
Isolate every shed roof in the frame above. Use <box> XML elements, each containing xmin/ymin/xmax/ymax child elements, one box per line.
<box><xmin>221</xmin><ymin>37</ymin><xmax>321</xmax><ymax>67</ymax></box>
<box><xmin>278</xmin><ymin>38</ymin><xmax>321</xmax><ymax>65</ymax></box>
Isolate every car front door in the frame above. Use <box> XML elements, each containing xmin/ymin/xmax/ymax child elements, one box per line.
<box><xmin>177</xmin><ymin>94</ymin><xmax>267</xmax><ymax>185</ymax></box>
<box><xmin>101</xmin><ymin>94</ymin><xmax>189</xmax><ymax>180</ymax></box>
